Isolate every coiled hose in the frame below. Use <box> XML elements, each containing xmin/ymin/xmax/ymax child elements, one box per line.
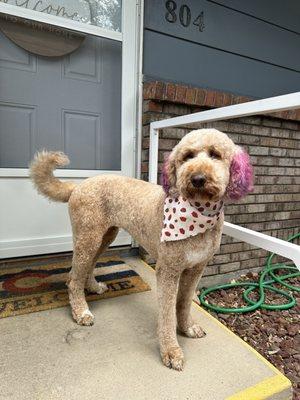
<box><xmin>199</xmin><ymin>232</ymin><xmax>300</xmax><ymax>313</ymax></box>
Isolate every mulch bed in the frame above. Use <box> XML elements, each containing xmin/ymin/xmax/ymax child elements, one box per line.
<box><xmin>199</xmin><ymin>271</ymin><xmax>300</xmax><ymax>400</ymax></box>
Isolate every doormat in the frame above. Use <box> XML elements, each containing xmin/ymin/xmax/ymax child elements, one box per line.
<box><xmin>0</xmin><ymin>255</ymin><xmax>151</xmax><ymax>318</ymax></box>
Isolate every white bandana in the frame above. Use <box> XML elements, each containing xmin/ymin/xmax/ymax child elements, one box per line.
<box><xmin>161</xmin><ymin>196</ymin><xmax>224</xmax><ymax>242</ymax></box>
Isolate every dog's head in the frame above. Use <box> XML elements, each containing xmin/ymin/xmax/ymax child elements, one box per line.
<box><xmin>162</xmin><ymin>129</ymin><xmax>253</xmax><ymax>202</ymax></box>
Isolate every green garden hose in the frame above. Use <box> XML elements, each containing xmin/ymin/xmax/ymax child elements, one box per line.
<box><xmin>199</xmin><ymin>232</ymin><xmax>300</xmax><ymax>313</ymax></box>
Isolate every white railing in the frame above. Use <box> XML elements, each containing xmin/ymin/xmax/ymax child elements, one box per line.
<box><xmin>149</xmin><ymin>92</ymin><xmax>300</xmax><ymax>270</ymax></box>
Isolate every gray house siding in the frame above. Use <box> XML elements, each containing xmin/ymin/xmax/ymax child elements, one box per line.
<box><xmin>143</xmin><ymin>0</ymin><xmax>300</xmax><ymax>98</ymax></box>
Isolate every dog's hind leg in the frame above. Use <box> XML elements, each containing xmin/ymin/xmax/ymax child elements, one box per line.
<box><xmin>85</xmin><ymin>226</ymin><xmax>119</xmax><ymax>294</ymax></box>
<box><xmin>176</xmin><ymin>265</ymin><xmax>206</xmax><ymax>338</ymax></box>
<box><xmin>67</xmin><ymin>228</ymin><xmax>109</xmax><ymax>326</ymax></box>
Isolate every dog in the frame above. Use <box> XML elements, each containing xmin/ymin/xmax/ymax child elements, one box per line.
<box><xmin>29</xmin><ymin>129</ymin><xmax>253</xmax><ymax>370</ymax></box>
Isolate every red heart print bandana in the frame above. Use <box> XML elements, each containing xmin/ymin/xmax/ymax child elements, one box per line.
<box><xmin>161</xmin><ymin>196</ymin><xmax>224</xmax><ymax>242</ymax></box>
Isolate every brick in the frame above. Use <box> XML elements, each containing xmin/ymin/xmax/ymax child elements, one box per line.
<box><xmin>158</xmin><ymin>151</ymin><xmax>170</xmax><ymax>162</ymax></box>
<box><xmin>222</xmin><ymin>92</ymin><xmax>235</xmax><ymax>106</ymax></box>
<box><xmin>240</xmin><ymin>258</ymin><xmax>263</xmax><ymax>269</ymax></box>
<box><xmin>202</xmin><ymin>265</ymin><xmax>219</xmax><ymax>276</ymax></box>
<box><xmin>214</xmin><ymin>92</ymin><xmax>224</xmax><ymax>107</ymax></box>
<box><xmin>270</xmin><ymin>148</ymin><xmax>287</xmax><ymax>157</ymax></box>
<box><xmin>141</xmin><ymin>162</ymin><xmax>148</xmax><ymax>173</ymax></box>
<box><xmin>279</xmin><ymin>138</ymin><xmax>299</xmax><ymax>149</ymax></box>
<box><xmin>143</xmin><ymin>82</ymin><xmax>156</xmax><ymax>99</ymax></box>
<box><xmin>159</xmin><ymin>138</ymin><xmax>178</xmax><ymax>150</ymax></box>
<box><xmin>143</xmin><ymin>100</ymin><xmax>163</xmax><ymax>113</ymax></box>
<box><xmin>251</xmin><ymin>126</ymin><xmax>271</xmax><ymax>137</ymax></box>
<box><xmin>175</xmin><ymin>85</ymin><xmax>188</xmax><ymax>103</ymax></box>
<box><xmin>155</xmin><ymin>81</ymin><xmax>165</xmax><ymax>99</ymax></box>
<box><xmin>161</xmin><ymin>127</ymin><xmax>187</xmax><ymax>139</ymax></box>
<box><xmin>140</xmin><ymin>172</ymin><xmax>148</xmax><ymax>181</ymax></box>
<box><xmin>228</xmin><ymin>123</ymin><xmax>252</xmax><ymax>134</ymax></box>
<box><xmin>248</xmin><ymin>146</ymin><xmax>269</xmax><ymax>155</ymax></box>
<box><xmin>142</xmin><ymin>138</ymin><xmax>149</xmax><ymax>149</ymax></box>
<box><xmin>278</xmin><ymin>158</ymin><xmax>295</xmax><ymax>167</ymax></box>
<box><xmin>204</xmin><ymin>90</ymin><xmax>216</xmax><ymax>106</ymax></box>
<box><xmin>141</xmin><ymin>149</ymin><xmax>149</xmax><ymax>162</ymax></box>
<box><xmin>165</xmin><ymin>82</ymin><xmax>176</xmax><ymax>101</ymax></box>
<box><xmin>262</xmin><ymin>117</ymin><xmax>282</xmax><ymax>128</ymax></box>
<box><xmin>163</xmin><ymin>103</ymin><xmax>191</xmax><ymax>115</ymax></box>
<box><xmin>260</xmin><ymin>137</ymin><xmax>280</xmax><ymax>147</ymax></box>
<box><xmin>142</xmin><ymin>125</ymin><xmax>149</xmax><ymax>138</ymax></box>
<box><xmin>195</xmin><ymin>89</ymin><xmax>206</xmax><ymax>105</ymax></box>
<box><xmin>185</xmin><ymin>87</ymin><xmax>197</xmax><ymax>104</ymax></box>
<box><xmin>238</xmin><ymin>116</ymin><xmax>262</xmax><ymax>125</ymax></box>
<box><xmin>281</xmin><ymin>120</ymin><xmax>299</xmax><ymax>130</ymax></box>
<box><xmin>219</xmin><ymin>262</ymin><xmax>241</xmax><ymax>273</ymax></box>
<box><xmin>269</xmin><ymin>128</ymin><xmax>291</xmax><ymax>139</ymax></box>
<box><xmin>142</xmin><ymin>112</ymin><xmax>173</xmax><ymax>125</ymax></box>
<box><xmin>213</xmin><ymin>254</ymin><xmax>231</xmax><ymax>264</ymax></box>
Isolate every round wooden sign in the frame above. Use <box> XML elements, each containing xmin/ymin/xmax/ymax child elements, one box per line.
<box><xmin>0</xmin><ymin>14</ymin><xmax>86</xmax><ymax>57</ymax></box>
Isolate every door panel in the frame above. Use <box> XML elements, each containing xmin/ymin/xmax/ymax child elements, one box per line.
<box><xmin>64</xmin><ymin>39</ymin><xmax>102</xmax><ymax>82</ymax></box>
<box><xmin>0</xmin><ymin>103</ymin><xmax>36</xmax><ymax>167</ymax></box>
<box><xmin>0</xmin><ymin>36</ymin><xmax>37</xmax><ymax>71</ymax></box>
<box><xmin>63</xmin><ymin>110</ymin><xmax>101</xmax><ymax>169</ymax></box>
<box><xmin>0</xmin><ymin>31</ymin><xmax>121</xmax><ymax>170</ymax></box>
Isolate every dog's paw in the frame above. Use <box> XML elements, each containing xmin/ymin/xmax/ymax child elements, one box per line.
<box><xmin>183</xmin><ymin>323</ymin><xmax>206</xmax><ymax>339</ymax></box>
<box><xmin>86</xmin><ymin>280</ymin><xmax>108</xmax><ymax>295</ymax></box>
<box><xmin>161</xmin><ymin>347</ymin><xmax>184</xmax><ymax>371</ymax></box>
<box><xmin>73</xmin><ymin>309</ymin><xmax>95</xmax><ymax>326</ymax></box>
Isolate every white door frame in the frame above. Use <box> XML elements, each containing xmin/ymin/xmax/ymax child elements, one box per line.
<box><xmin>0</xmin><ymin>0</ymin><xmax>142</xmax><ymax>258</ymax></box>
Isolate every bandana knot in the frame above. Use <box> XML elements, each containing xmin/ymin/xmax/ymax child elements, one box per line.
<box><xmin>161</xmin><ymin>196</ymin><xmax>223</xmax><ymax>242</ymax></box>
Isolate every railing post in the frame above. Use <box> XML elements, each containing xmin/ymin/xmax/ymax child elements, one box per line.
<box><xmin>149</xmin><ymin>124</ymin><xmax>159</xmax><ymax>184</ymax></box>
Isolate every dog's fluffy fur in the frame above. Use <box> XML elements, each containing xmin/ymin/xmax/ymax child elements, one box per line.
<box><xmin>29</xmin><ymin>129</ymin><xmax>253</xmax><ymax>370</ymax></box>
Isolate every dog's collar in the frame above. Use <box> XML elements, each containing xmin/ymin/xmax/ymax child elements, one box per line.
<box><xmin>161</xmin><ymin>196</ymin><xmax>223</xmax><ymax>242</ymax></box>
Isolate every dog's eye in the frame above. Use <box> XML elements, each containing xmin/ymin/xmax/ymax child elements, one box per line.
<box><xmin>182</xmin><ymin>151</ymin><xmax>195</xmax><ymax>162</ymax></box>
<box><xmin>209</xmin><ymin>148</ymin><xmax>222</xmax><ymax>160</ymax></box>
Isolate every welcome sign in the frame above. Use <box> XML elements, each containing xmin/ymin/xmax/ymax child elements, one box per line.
<box><xmin>0</xmin><ymin>13</ymin><xmax>86</xmax><ymax>56</ymax></box>
<box><xmin>0</xmin><ymin>0</ymin><xmax>122</xmax><ymax>30</ymax></box>
<box><xmin>0</xmin><ymin>0</ymin><xmax>91</xmax><ymax>23</ymax></box>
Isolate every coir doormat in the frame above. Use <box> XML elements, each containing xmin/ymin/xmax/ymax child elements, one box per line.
<box><xmin>0</xmin><ymin>255</ymin><xmax>151</xmax><ymax>318</ymax></box>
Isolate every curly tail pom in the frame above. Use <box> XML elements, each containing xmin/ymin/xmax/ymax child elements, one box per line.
<box><xmin>226</xmin><ymin>149</ymin><xmax>254</xmax><ymax>201</ymax></box>
<box><xmin>29</xmin><ymin>150</ymin><xmax>76</xmax><ymax>202</ymax></box>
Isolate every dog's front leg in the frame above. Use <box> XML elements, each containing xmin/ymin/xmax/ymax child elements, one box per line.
<box><xmin>176</xmin><ymin>265</ymin><xmax>206</xmax><ymax>338</ymax></box>
<box><xmin>156</xmin><ymin>264</ymin><xmax>184</xmax><ymax>371</ymax></box>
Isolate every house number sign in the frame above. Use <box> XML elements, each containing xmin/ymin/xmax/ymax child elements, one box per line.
<box><xmin>164</xmin><ymin>0</ymin><xmax>205</xmax><ymax>32</ymax></box>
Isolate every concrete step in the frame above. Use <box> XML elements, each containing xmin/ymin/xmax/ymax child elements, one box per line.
<box><xmin>0</xmin><ymin>257</ymin><xmax>292</xmax><ymax>400</ymax></box>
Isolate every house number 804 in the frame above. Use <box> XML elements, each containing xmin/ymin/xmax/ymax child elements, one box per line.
<box><xmin>165</xmin><ymin>0</ymin><xmax>204</xmax><ymax>31</ymax></box>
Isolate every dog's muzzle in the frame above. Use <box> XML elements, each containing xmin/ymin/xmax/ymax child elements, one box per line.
<box><xmin>191</xmin><ymin>174</ymin><xmax>206</xmax><ymax>188</ymax></box>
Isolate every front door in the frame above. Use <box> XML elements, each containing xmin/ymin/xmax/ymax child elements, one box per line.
<box><xmin>0</xmin><ymin>1</ymin><xmax>139</xmax><ymax>258</ymax></box>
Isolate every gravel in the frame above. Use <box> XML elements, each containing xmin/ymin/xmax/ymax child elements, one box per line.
<box><xmin>199</xmin><ymin>271</ymin><xmax>300</xmax><ymax>400</ymax></box>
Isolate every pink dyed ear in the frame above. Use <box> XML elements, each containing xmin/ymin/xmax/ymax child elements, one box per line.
<box><xmin>226</xmin><ymin>149</ymin><xmax>254</xmax><ymax>201</ymax></box>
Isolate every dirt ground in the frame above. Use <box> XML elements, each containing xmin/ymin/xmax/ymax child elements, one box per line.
<box><xmin>199</xmin><ymin>271</ymin><xmax>300</xmax><ymax>400</ymax></box>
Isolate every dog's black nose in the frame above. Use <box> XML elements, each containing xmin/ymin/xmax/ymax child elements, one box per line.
<box><xmin>191</xmin><ymin>175</ymin><xmax>206</xmax><ymax>188</ymax></box>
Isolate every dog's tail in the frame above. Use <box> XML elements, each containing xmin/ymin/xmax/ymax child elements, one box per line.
<box><xmin>29</xmin><ymin>150</ymin><xmax>76</xmax><ymax>202</ymax></box>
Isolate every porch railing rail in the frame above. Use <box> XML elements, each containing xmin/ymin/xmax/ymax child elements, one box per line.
<box><xmin>148</xmin><ymin>92</ymin><xmax>300</xmax><ymax>270</ymax></box>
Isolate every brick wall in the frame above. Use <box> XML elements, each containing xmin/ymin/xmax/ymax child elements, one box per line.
<box><xmin>141</xmin><ymin>81</ymin><xmax>300</xmax><ymax>286</ymax></box>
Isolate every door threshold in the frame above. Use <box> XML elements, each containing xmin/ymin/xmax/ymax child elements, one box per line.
<box><xmin>0</xmin><ymin>245</ymin><xmax>138</xmax><ymax>268</ymax></box>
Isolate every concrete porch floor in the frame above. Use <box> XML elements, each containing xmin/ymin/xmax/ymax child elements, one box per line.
<box><xmin>0</xmin><ymin>257</ymin><xmax>292</xmax><ymax>400</ymax></box>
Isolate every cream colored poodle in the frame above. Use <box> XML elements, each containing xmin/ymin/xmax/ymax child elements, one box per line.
<box><xmin>30</xmin><ymin>129</ymin><xmax>253</xmax><ymax>370</ymax></box>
